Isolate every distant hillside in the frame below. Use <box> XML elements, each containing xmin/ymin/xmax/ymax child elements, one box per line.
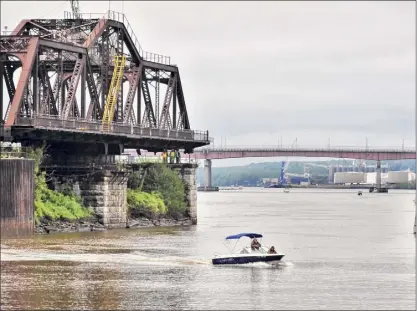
<box><xmin>196</xmin><ymin>159</ymin><xmax>415</xmax><ymax>187</ymax></box>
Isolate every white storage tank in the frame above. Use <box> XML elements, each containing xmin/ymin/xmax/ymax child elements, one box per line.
<box><xmin>334</xmin><ymin>172</ymin><xmax>365</xmax><ymax>184</ymax></box>
<box><xmin>388</xmin><ymin>171</ymin><xmax>409</xmax><ymax>184</ymax></box>
<box><xmin>365</xmin><ymin>172</ymin><xmax>389</xmax><ymax>184</ymax></box>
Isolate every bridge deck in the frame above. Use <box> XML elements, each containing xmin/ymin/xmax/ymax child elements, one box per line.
<box><xmin>140</xmin><ymin>147</ymin><xmax>416</xmax><ymax>161</ymax></box>
<box><xmin>1</xmin><ymin>115</ymin><xmax>209</xmax><ymax>152</ymax></box>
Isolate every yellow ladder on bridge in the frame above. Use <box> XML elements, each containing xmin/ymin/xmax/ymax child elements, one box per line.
<box><xmin>102</xmin><ymin>55</ymin><xmax>126</xmax><ymax>131</ymax></box>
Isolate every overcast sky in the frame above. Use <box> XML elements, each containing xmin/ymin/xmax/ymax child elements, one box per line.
<box><xmin>1</xmin><ymin>1</ymin><xmax>415</xmax><ymax>166</ymax></box>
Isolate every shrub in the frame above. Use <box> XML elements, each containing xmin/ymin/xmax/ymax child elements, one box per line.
<box><xmin>28</xmin><ymin>146</ymin><xmax>92</xmax><ymax>224</ymax></box>
<box><xmin>141</xmin><ymin>164</ymin><xmax>187</xmax><ymax>216</ymax></box>
<box><xmin>127</xmin><ymin>189</ymin><xmax>167</xmax><ymax>219</ymax></box>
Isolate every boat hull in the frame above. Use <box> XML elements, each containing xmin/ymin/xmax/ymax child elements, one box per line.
<box><xmin>212</xmin><ymin>254</ymin><xmax>284</xmax><ymax>265</ymax></box>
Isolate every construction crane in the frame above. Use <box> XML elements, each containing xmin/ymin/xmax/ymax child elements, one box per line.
<box><xmin>70</xmin><ymin>0</ymin><xmax>81</xmax><ymax>19</ymax></box>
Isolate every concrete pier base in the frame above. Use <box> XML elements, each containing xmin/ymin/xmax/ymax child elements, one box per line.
<box><xmin>79</xmin><ymin>170</ymin><xmax>128</xmax><ymax>229</ymax></box>
<box><xmin>45</xmin><ymin>155</ymin><xmax>128</xmax><ymax>229</ymax></box>
<box><xmin>197</xmin><ymin>186</ymin><xmax>219</xmax><ymax>192</ymax></box>
<box><xmin>413</xmin><ymin>200</ymin><xmax>417</xmax><ymax>234</ymax></box>
<box><xmin>204</xmin><ymin>159</ymin><xmax>213</xmax><ymax>188</ymax></box>
<box><xmin>376</xmin><ymin>160</ymin><xmax>382</xmax><ymax>191</ymax></box>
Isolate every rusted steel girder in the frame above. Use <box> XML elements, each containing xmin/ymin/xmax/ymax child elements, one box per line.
<box><xmin>1</xmin><ymin>16</ymin><xmax>193</xmax><ymax>132</ymax></box>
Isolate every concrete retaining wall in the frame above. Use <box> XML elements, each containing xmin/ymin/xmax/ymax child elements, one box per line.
<box><xmin>0</xmin><ymin>159</ymin><xmax>35</xmax><ymax>238</ymax></box>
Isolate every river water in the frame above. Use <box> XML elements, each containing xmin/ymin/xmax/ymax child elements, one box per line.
<box><xmin>1</xmin><ymin>188</ymin><xmax>415</xmax><ymax>310</ymax></box>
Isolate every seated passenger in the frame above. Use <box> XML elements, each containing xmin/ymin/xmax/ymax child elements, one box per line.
<box><xmin>251</xmin><ymin>238</ymin><xmax>261</xmax><ymax>250</ymax></box>
<box><xmin>268</xmin><ymin>246</ymin><xmax>277</xmax><ymax>254</ymax></box>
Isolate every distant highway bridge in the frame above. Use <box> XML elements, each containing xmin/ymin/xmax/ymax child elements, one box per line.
<box><xmin>140</xmin><ymin>145</ymin><xmax>416</xmax><ymax>190</ymax></box>
<box><xmin>142</xmin><ymin>146</ymin><xmax>416</xmax><ymax>162</ymax></box>
<box><xmin>190</xmin><ymin>146</ymin><xmax>416</xmax><ymax>161</ymax></box>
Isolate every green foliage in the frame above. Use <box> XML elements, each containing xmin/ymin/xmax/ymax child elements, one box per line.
<box><xmin>127</xmin><ymin>171</ymin><xmax>141</xmax><ymax>190</ymax></box>
<box><xmin>127</xmin><ymin>189</ymin><xmax>167</xmax><ymax>218</ymax></box>
<box><xmin>27</xmin><ymin>146</ymin><xmax>44</xmax><ymax>174</ymax></box>
<box><xmin>141</xmin><ymin>164</ymin><xmax>186</xmax><ymax>215</ymax></box>
<box><xmin>27</xmin><ymin>146</ymin><xmax>92</xmax><ymax>223</ymax></box>
<box><xmin>126</xmin><ymin>164</ymin><xmax>188</xmax><ymax>218</ymax></box>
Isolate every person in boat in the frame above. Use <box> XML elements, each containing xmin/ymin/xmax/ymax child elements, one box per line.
<box><xmin>268</xmin><ymin>246</ymin><xmax>277</xmax><ymax>254</ymax></box>
<box><xmin>251</xmin><ymin>238</ymin><xmax>261</xmax><ymax>250</ymax></box>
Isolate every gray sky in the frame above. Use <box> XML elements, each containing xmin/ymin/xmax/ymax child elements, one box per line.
<box><xmin>1</xmin><ymin>1</ymin><xmax>415</xmax><ymax>167</ymax></box>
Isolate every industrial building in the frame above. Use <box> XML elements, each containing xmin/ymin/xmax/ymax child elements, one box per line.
<box><xmin>333</xmin><ymin>170</ymin><xmax>415</xmax><ymax>185</ymax></box>
<box><xmin>328</xmin><ymin>165</ymin><xmax>389</xmax><ymax>183</ymax></box>
<box><xmin>333</xmin><ymin>172</ymin><xmax>365</xmax><ymax>184</ymax></box>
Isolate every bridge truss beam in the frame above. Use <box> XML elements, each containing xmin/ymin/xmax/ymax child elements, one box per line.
<box><xmin>1</xmin><ymin>14</ymin><xmax>195</xmax><ymax>136</ymax></box>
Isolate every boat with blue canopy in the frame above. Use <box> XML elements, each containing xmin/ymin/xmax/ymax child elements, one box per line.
<box><xmin>225</xmin><ymin>233</ymin><xmax>263</xmax><ymax>240</ymax></box>
<box><xmin>212</xmin><ymin>232</ymin><xmax>285</xmax><ymax>265</ymax></box>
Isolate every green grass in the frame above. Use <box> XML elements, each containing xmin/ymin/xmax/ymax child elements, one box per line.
<box><xmin>27</xmin><ymin>146</ymin><xmax>93</xmax><ymax>224</ymax></box>
<box><xmin>34</xmin><ymin>173</ymin><xmax>92</xmax><ymax>223</ymax></box>
<box><xmin>127</xmin><ymin>189</ymin><xmax>167</xmax><ymax>218</ymax></box>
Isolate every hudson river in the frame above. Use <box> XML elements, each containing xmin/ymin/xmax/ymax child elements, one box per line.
<box><xmin>1</xmin><ymin>188</ymin><xmax>415</xmax><ymax>310</ymax></box>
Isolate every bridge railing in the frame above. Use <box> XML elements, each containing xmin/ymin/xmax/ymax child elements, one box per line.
<box><xmin>194</xmin><ymin>145</ymin><xmax>416</xmax><ymax>153</ymax></box>
<box><xmin>106</xmin><ymin>10</ymin><xmax>171</xmax><ymax>65</ymax></box>
<box><xmin>15</xmin><ymin>114</ymin><xmax>209</xmax><ymax>142</ymax></box>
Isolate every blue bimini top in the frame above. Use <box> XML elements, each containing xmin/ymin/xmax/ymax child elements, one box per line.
<box><xmin>225</xmin><ymin>233</ymin><xmax>263</xmax><ymax>240</ymax></box>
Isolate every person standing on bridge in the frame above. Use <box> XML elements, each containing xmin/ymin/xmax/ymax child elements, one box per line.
<box><xmin>162</xmin><ymin>150</ymin><xmax>168</xmax><ymax>163</ymax></box>
<box><xmin>176</xmin><ymin>150</ymin><xmax>181</xmax><ymax>163</ymax></box>
<box><xmin>170</xmin><ymin>150</ymin><xmax>176</xmax><ymax>164</ymax></box>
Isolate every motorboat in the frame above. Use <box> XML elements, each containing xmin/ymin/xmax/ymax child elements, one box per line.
<box><xmin>212</xmin><ymin>233</ymin><xmax>285</xmax><ymax>265</ymax></box>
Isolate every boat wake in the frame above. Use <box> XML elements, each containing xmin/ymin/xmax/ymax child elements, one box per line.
<box><xmin>1</xmin><ymin>248</ymin><xmax>292</xmax><ymax>269</ymax></box>
<box><xmin>0</xmin><ymin>248</ymin><xmax>211</xmax><ymax>267</ymax></box>
<box><xmin>213</xmin><ymin>260</ymin><xmax>293</xmax><ymax>269</ymax></box>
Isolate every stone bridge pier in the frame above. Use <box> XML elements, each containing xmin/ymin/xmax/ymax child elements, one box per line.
<box><xmin>43</xmin><ymin>143</ymin><xmax>129</xmax><ymax>229</ymax></box>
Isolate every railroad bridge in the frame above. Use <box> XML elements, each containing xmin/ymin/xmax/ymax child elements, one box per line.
<box><xmin>0</xmin><ymin>10</ymin><xmax>210</xmax><ymax>156</ymax></box>
<box><xmin>0</xmin><ymin>10</ymin><xmax>209</xmax><ymax>229</ymax></box>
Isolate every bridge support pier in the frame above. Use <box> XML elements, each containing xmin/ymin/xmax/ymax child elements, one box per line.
<box><xmin>376</xmin><ymin>160</ymin><xmax>381</xmax><ymax>191</ymax></box>
<box><xmin>204</xmin><ymin>159</ymin><xmax>212</xmax><ymax>188</ymax></box>
<box><xmin>414</xmin><ymin>178</ymin><xmax>417</xmax><ymax>234</ymax></box>
<box><xmin>45</xmin><ymin>154</ymin><xmax>128</xmax><ymax>229</ymax></box>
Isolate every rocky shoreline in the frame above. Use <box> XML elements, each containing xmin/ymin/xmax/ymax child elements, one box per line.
<box><xmin>35</xmin><ymin>216</ymin><xmax>193</xmax><ymax>235</ymax></box>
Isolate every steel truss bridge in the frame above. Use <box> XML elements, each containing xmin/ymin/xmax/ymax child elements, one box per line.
<box><xmin>0</xmin><ymin>10</ymin><xmax>210</xmax><ymax>153</ymax></box>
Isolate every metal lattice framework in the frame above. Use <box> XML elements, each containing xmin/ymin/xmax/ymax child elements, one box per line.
<box><xmin>0</xmin><ymin>11</ymin><xmax>199</xmax><ymax>143</ymax></box>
